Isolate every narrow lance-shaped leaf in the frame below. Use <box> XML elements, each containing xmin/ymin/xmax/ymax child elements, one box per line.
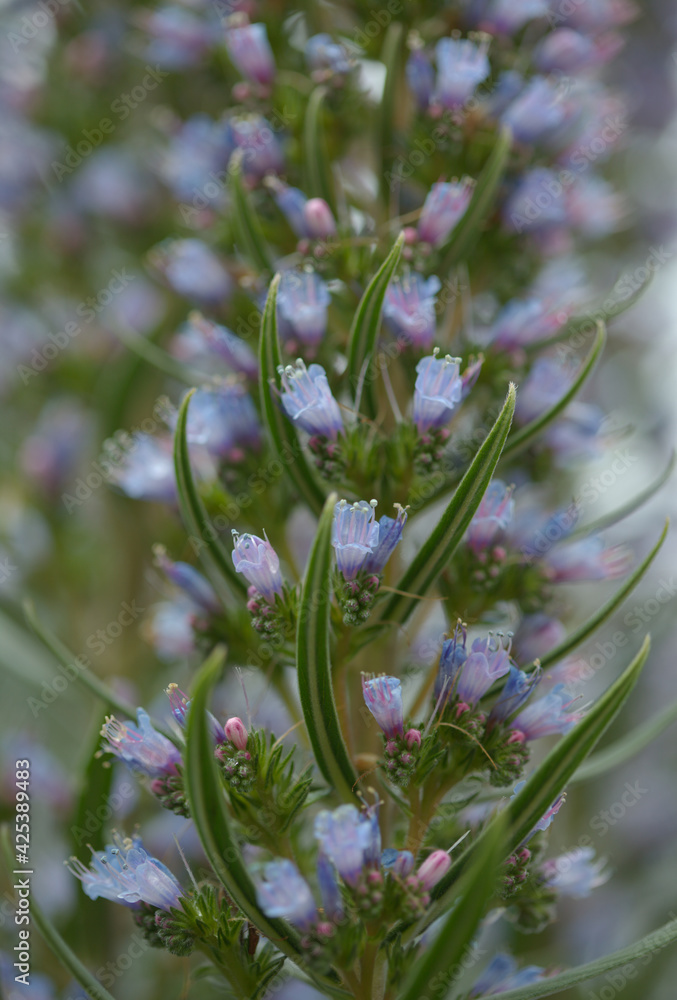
<box><xmin>22</xmin><ymin>600</ymin><xmax>177</xmax><ymax>741</ymax></box>
<box><xmin>346</xmin><ymin>231</ymin><xmax>405</xmax><ymax>418</ymax></box>
<box><xmin>379</xmin><ymin>384</ymin><xmax>516</xmax><ymax>626</ymax></box>
<box><xmin>397</xmin><ymin>815</ymin><xmax>506</xmax><ymax>1000</ymax></box>
<box><xmin>228</xmin><ymin>150</ymin><xmax>273</xmax><ymax>274</ymax></box>
<box><xmin>491</xmin><ymin>914</ymin><xmax>677</xmax><ymax>1000</ymax></box>
<box><xmin>0</xmin><ymin>827</ymin><xmax>118</xmax><ymax>1000</ymax></box>
<box><xmin>184</xmin><ymin>646</ymin><xmax>304</xmax><ymax>960</ymax></box>
<box><xmin>304</xmin><ymin>86</ymin><xmax>336</xmax><ymax>214</ymax></box>
<box><xmin>420</xmin><ymin>636</ymin><xmax>650</xmax><ymax>931</ymax></box>
<box><xmin>502</xmin><ymin>321</ymin><xmax>606</xmax><ymax>461</ymax></box>
<box><xmin>378</xmin><ymin>22</ymin><xmax>404</xmax><ymax>206</ymax></box>
<box><xmin>296</xmin><ymin>492</ymin><xmax>358</xmax><ymax>802</ymax></box>
<box><xmin>536</xmin><ymin>520</ymin><xmax>668</xmax><ymax>670</ymax></box>
<box><xmin>439</xmin><ymin>125</ymin><xmax>512</xmax><ymax>270</ymax></box>
<box><xmin>574</xmin><ymin>694</ymin><xmax>677</xmax><ymax>782</ymax></box>
<box><xmin>173</xmin><ymin>389</ymin><xmax>248</xmax><ymax>600</ymax></box>
<box><xmin>258</xmin><ymin>273</ymin><xmax>327</xmax><ymax>515</ymax></box>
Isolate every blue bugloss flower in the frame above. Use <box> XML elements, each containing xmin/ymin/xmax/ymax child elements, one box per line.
<box><xmin>187</xmin><ymin>313</ymin><xmax>258</xmax><ymax>380</ymax></box>
<box><xmin>488</xmin><ymin>298</ymin><xmax>569</xmax><ymax>350</ymax></box>
<box><xmin>542</xmin><ymin>846</ymin><xmax>609</xmax><ymax>897</ymax></box>
<box><xmin>68</xmin><ymin>832</ymin><xmax>185</xmax><ymax>911</ymax></box>
<box><xmin>467</xmin><ymin>480</ymin><xmax>514</xmax><ymax>553</ymax></box>
<box><xmin>224</xmin><ymin>23</ymin><xmax>275</xmax><ymax>87</ymax></box>
<box><xmin>279</xmin><ymin>360</ymin><xmax>344</xmax><ymax>440</ymax></box>
<box><xmin>332</xmin><ymin>499</ymin><xmax>380</xmax><ymax>580</ymax></box>
<box><xmin>316</xmin><ymin>852</ymin><xmax>343</xmax><ymax>920</ymax></box>
<box><xmin>512</xmin><ymin>684</ymin><xmax>582</xmax><ymax>739</ymax></box>
<box><xmin>479</xmin><ymin>0</ymin><xmax>549</xmax><ymax>35</ymax></box>
<box><xmin>314</xmin><ymin>805</ymin><xmax>378</xmax><ymax>886</ymax></box>
<box><xmin>406</xmin><ymin>49</ymin><xmax>435</xmax><ymax>108</ymax></box>
<box><xmin>154</xmin><ymin>546</ymin><xmax>220</xmax><ymax>615</ymax></box>
<box><xmin>413</xmin><ymin>350</ymin><xmax>463</xmax><ymax>433</ymax></box>
<box><xmin>435</xmin><ymin>622</ymin><xmax>468</xmax><ymax>698</ymax></box>
<box><xmin>231</xmin><ymin>531</ymin><xmax>283</xmax><ymax>603</ymax></box>
<box><xmin>470</xmin><ymin>953</ymin><xmax>546</xmax><ymax>996</ymax></box>
<box><xmin>362</xmin><ymin>675</ymin><xmax>404</xmax><ymax>739</ymax></box>
<box><xmin>362</xmin><ymin>504</ymin><xmax>408</xmax><ymax>575</ymax></box>
<box><xmin>503</xmin><ymin>168</ymin><xmax>569</xmax><ymax>233</ymax></box>
<box><xmin>306</xmin><ymin>33</ymin><xmax>353</xmax><ymax>76</ymax></box>
<box><xmin>456</xmin><ymin>634</ymin><xmax>512</xmax><ymax>705</ymax></box>
<box><xmin>110</xmin><ymin>433</ymin><xmax>177</xmax><ymax>503</ymax></box>
<box><xmin>383</xmin><ymin>272</ymin><xmax>441</xmax><ymax>349</ymax></box>
<box><xmin>418</xmin><ymin>180</ymin><xmax>474</xmax><ymax>246</ymax></box>
<box><xmin>502</xmin><ymin>77</ymin><xmax>569</xmax><ymax>143</ymax></box>
<box><xmin>155</xmin><ymin>238</ymin><xmax>233</xmax><ymax>305</ymax></box>
<box><xmin>256</xmin><ymin>859</ymin><xmax>317</xmax><ymax>930</ymax></box>
<box><xmin>180</xmin><ymin>384</ymin><xmax>261</xmax><ymax>460</ymax></box>
<box><xmin>488</xmin><ymin>664</ymin><xmax>542</xmax><ymax>726</ymax></box>
<box><xmin>100</xmin><ymin>709</ymin><xmax>181</xmax><ymax>778</ymax></box>
<box><xmin>433</xmin><ymin>36</ymin><xmax>490</xmax><ymax>109</ymax></box>
<box><xmin>277</xmin><ymin>270</ymin><xmax>331</xmax><ymax>349</ymax></box>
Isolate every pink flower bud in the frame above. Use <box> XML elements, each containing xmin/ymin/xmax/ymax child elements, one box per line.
<box><xmin>507</xmin><ymin>730</ymin><xmax>526</xmax><ymax>744</ymax></box>
<box><xmin>416</xmin><ymin>849</ymin><xmax>451</xmax><ymax>890</ymax></box>
<box><xmin>404</xmin><ymin>728</ymin><xmax>422</xmax><ymax>749</ymax></box>
<box><xmin>303</xmin><ymin>198</ymin><xmax>337</xmax><ymax>239</ymax></box>
<box><xmin>225</xmin><ymin>717</ymin><xmax>248</xmax><ymax>750</ymax></box>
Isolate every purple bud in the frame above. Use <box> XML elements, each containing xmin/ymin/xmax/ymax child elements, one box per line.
<box><xmin>225</xmin><ymin>717</ymin><xmax>248</xmax><ymax>750</ymax></box>
<box><xmin>224</xmin><ymin>23</ymin><xmax>275</xmax><ymax>87</ymax></box>
<box><xmin>362</xmin><ymin>675</ymin><xmax>405</xmax><ymax>740</ymax></box>
<box><xmin>416</xmin><ymin>849</ymin><xmax>451</xmax><ymax>890</ymax></box>
<box><xmin>404</xmin><ymin>728</ymin><xmax>422</xmax><ymax>749</ymax></box>
<box><xmin>393</xmin><ymin>850</ymin><xmax>415</xmax><ymax>877</ymax></box>
<box><xmin>154</xmin><ymin>546</ymin><xmax>220</xmax><ymax>614</ymax></box>
<box><xmin>303</xmin><ymin>198</ymin><xmax>337</xmax><ymax>239</ymax></box>
<box><xmin>231</xmin><ymin>531</ymin><xmax>283</xmax><ymax>603</ymax></box>
<box><xmin>332</xmin><ymin>498</ymin><xmax>380</xmax><ymax>580</ymax></box>
<box><xmin>418</xmin><ymin>180</ymin><xmax>474</xmax><ymax>246</ymax></box>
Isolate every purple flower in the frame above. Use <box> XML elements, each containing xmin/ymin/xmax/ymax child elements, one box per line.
<box><xmin>542</xmin><ymin>846</ymin><xmax>609</xmax><ymax>897</ymax></box>
<box><xmin>470</xmin><ymin>953</ymin><xmax>546</xmax><ymax>996</ymax></box>
<box><xmin>166</xmin><ymin>683</ymin><xmax>225</xmax><ymax>743</ymax></box>
<box><xmin>272</xmin><ymin>182</ymin><xmax>310</xmax><ymax>237</ymax></box>
<box><xmin>565</xmin><ymin>175</ymin><xmax>626</xmax><ymax>238</ymax></box>
<box><xmin>456</xmin><ymin>633</ymin><xmax>512</xmax><ymax>705</ymax></box>
<box><xmin>306</xmin><ymin>34</ymin><xmax>353</xmax><ymax>78</ymax></box>
<box><xmin>502</xmin><ymin>77</ymin><xmax>570</xmax><ymax>143</ymax></box>
<box><xmin>534</xmin><ymin>29</ymin><xmax>597</xmax><ymax>73</ymax></box>
<box><xmin>178</xmin><ymin>384</ymin><xmax>262</xmax><ymax>459</ymax></box>
<box><xmin>467</xmin><ymin>481</ymin><xmax>514</xmax><ymax>554</ymax></box>
<box><xmin>143</xmin><ymin>7</ymin><xmax>213</xmax><ymax>70</ymax></box>
<box><xmin>316</xmin><ymin>852</ymin><xmax>343</xmax><ymax>920</ymax></box>
<box><xmin>110</xmin><ymin>434</ymin><xmax>177</xmax><ymax>503</ymax></box>
<box><xmin>153</xmin><ymin>239</ymin><xmax>232</xmax><ymax>305</ymax></box>
<box><xmin>488</xmin><ymin>664</ymin><xmax>542</xmax><ymax>726</ymax></box>
<box><xmin>436</xmin><ymin>622</ymin><xmax>468</xmax><ymax>698</ymax></box>
<box><xmin>515</xmin><ymin>357</ymin><xmax>572</xmax><ymax>425</ymax></box>
<box><xmin>512</xmin><ymin>684</ymin><xmax>582</xmax><ymax>740</ymax></box>
<box><xmin>332</xmin><ymin>499</ymin><xmax>380</xmax><ymax>580</ymax></box>
<box><xmin>487</xmin><ymin>298</ymin><xmax>569</xmax><ymax>351</ymax></box>
<box><xmin>413</xmin><ymin>350</ymin><xmax>463</xmax><ymax>433</ymax></box>
<box><xmin>279</xmin><ymin>361</ymin><xmax>344</xmax><ymax>440</ymax></box>
<box><xmin>303</xmin><ymin>199</ymin><xmax>337</xmax><ymax>240</ymax></box>
<box><xmin>382</xmin><ymin>849</ymin><xmax>415</xmax><ymax>876</ymax></box>
<box><xmin>314</xmin><ymin>805</ymin><xmax>378</xmax><ymax>886</ymax></box>
<box><xmin>383</xmin><ymin>272</ymin><xmax>441</xmax><ymax>349</ymax></box>
<box><xmin>230</xmin><ymin>115</ymin><xmax>284</xmax><ymax>180</ymax></box>
<box><xmin>154</xmin><ymin>546</ymin><xmax>220</xmax><ymax>614</ymax></box>
<box><xmin>231</xmin><ymin>531</ymin><xmax>283</xmax><ymax>603</ymax></box>
<box><xmin>100</xmin><ymin>709</ymin><xmax>181</xmax><ymax>778</ymax></box>
<box><xmin>224</xmin><ymin>23</ymin><xmax>275</xmax><ymax>87</ymax></box>
<box><xmin>433</xmin><ymin>37</ymin><xmax>490</xmax><ymax>109</ymax></box>
<box><xmin>186</xmin><ymin>314</ymin><xmax>258</xmax><ymax>380</ymax></box>
<box><xmin>418</xmin><ymin>180</ymin><xmax>474</xmax><ymax>246</ymax></box>
<box><xmin>513</xmin><ymin>614</ymin><xmax>567</xmax><ymax>664</ymax></box>
<box><xmin>362</xmin><ymin>504</ymin><xmax>408</xmax><ymax>575</ymax></box>
<box><xmin>479</xmin><ymin>0</ymin><xmax>549</xmax><ymax>35</ymax></box>
<box><xmin>544</xmin><ymin>536</ymin><xmax>632</xmax><ymax>582</ymax></box>
<box><xmin>256</xmin><ymin>859</ymin><xmax>317</xmax><ymax>930</ymax></box>
<box><xmin>68</xmin><ymin>832</ymin><xmax>185</xmax><ymax>911</ymax></box>
<box><xmin>362</xmin><ymin>675</ymin><xmax>404</xmax><ymax>739</ymax></box>
<box><xmin>503</xmin><ymin>168</ymin><xmax>568</xmax><ymax>233</ymax></box>
<box><xmin>277</xmin><ymin>271</ymin><xmax>331</xmax><ymax>349</ymax></box>
<box><xmin>406</xmin><ymin>49</ymin><xmax>435</xmax><ymax>109</ymax></box>
<box><xmin>147</xmin><ymin>597</ymin><xmax>198</xmax><ymax>661</ymax></box>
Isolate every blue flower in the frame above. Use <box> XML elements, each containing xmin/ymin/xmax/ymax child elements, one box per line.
<box><xmin>186</xmin><ymin>314</ymin><xmax>258</xmax><ymax>380</ymax></box>
<box><xmin>153</xmin><ymin>238</ymin><xmax>233</xmax><ymax>305</ymax></box>
<box><xmin>277</xmin><ymin>270</ymin><xmax>331</xmax><ymax>349</ymax></box>
<box><xmin>272</xmin><ymin>182</ymin><xmax>310</xmax><ymax>237</ymax></box>
<box><xmin>362</xmin><ymin>504</ymin><xmax>408</xmax><ymax>575</ymax></box>
<box><xmin>68</xmin><ymin>832</ymin><xmax>185</xmax><ymax>911</ymax></box>
<box><xmin>100</xmin><ymin>709</ymin><xmax>181</xmax><ymax>778</ymax></box>
<box><xmin>306</xmin><ymin>33</ymin><xmax>353</xmax><ymax>77</ymax></box>
<box><xmin>179</xmin><ymin>384</ymin><xmax>261</xmax><ymax>460</ymax></box>
<box><xmin>479</xmin><ymin>0</ymin><xmax>549</xmax><ymax>35</ymax></box>
<box><xmin>435</xmin><ymin>622</ymin><xmax>468</xmax><ymax>698</ymax></box>
<box><xmin>230</xmin><ymin>114</ymin><xmax>284</xmax><ymax>180</ymax></box>
<box><xmin>224</xmin><ymin>23</ymin><xmax>275</xmax><ymax>87</ymax></box>
<box><xmin>487</xmin><ymin>298</ymin><xmax>569</xmax><ymax>351</ymax></box>
<box><xmin>332</xmin><ymin>499</ymin><xmax>380</xmax><ymax>580</ymax></box>
<box><xmin>503</xmin><ymin>168</ymin><xmax>568</xmax><ymax>233</ymax></box>
<box><xmin>110</xmin><ymin>433</ymin><xmax>177</xmax><ymax>503</ymax></box>
<box><xmin>383</xmin><ymin>272</ymin><xmax>441</xmax><ymax>349</ymax></box>
<box><xmin>433</xmin><ymin>36</ymin><xmax>490</xmax><ymax>109</ymax></box>
<box><xmin>467</xmin><ymin>481</ymin><xmax>514</xmax><ymax>554</ymax></box>
<box><xmin>544</xmin><ymin>536</ymin><xmax>632</xmax><ymax>582</ymax></box>
<box><xmin>279</xmin><ymin>360</ymin><xmax>344</xmax><ymax>440</ymax></box>
<box><xmin>314</xmin><ymin>805</ymin><xmax>379</xmax><ymax>886</ymax></box>
<box><xmin>456</xmin><ymin>633</ymin><xmax>512</xmax><ymax>705</ymax></box>
<box><xmin>362</xmin><ymin>675</ymin><xmax>404</xmax><ymax>739</ymax></box>
<box><xmin>154</xmin><ymin>546</ymin><xmax>220</xmax><ymax>614</ymax></box>
<box><xmin>231</xmin><ymin>531</ymin><xmax>283</xmax><ymax>603</ymax></box>
<box><xmin>406</xmin><ymin>49</ymin><xmax>435</xmax><ymax>109</ymax></box>
<box><xmin>502</xmin><ymin>77</ymin><xmax>570</xmax><ymax>143</ymax></box>
<box><xmin>165</xmin><ymin>683</ymin><xmax>225</xmax><ymax>743</ymax></box>
<box><xmin>542</xmin><ymin>846</ymin><xmax>609</xmax><ymax>897</ymax></box>
<box><xmin>418</xmin><ymin>180</ymin><xmax>474</xmax><ymax>246</ymax></box>
<box><xmin>488</xmin><ymin>664</ymin><xmax>542</xmax><ymax>726</ymax></box>
<box><xmin>255</xmin><ymin>859</ymin><xmax>317</xmax><ymax>930</ymax></box>
<box><xmin>413</xmin><ymin>350</ymin><xmax>463</xmax><ymax>433</ymax></box>
<box><xmin>470</xmin><ymin>953</ymin><xmax>546</xmax><ymax>996</ymax></box>
<box><xmin>316</xmin><ymin>852</ymin><xmax>343</xmax><ymax>920</ymax></box>
<box><xmin>511</xmin><ymin>684</ymin><xmax>582</xmax><ymax>739</ymax></box>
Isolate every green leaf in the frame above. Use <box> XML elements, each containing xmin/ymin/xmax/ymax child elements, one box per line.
<box><xmin>379</xmin><ymin>384</ymin><xmax>516</xmax><ymax>626</ymax></box>
<box><xmin>22</xmin><ymin>601</ymin><xmax>178</xmax><ymax>740</ymax></box>
<box><xmin>184</xmin><ymin>647</ymin><xmax>304</xmax><ymax>960</ymax></box>
<box><xmin>0</xmin><ymin>826</ymin><xmax>117</xmax><ymax>1000</ymax></box>
<box><xmin>536</xmin><ymin>520</ymin><xmax>668</xmax><ymax>671</ymax></box>
<box><xmin>574</xmin><ymin>694</ymin><xmax>677</xmax><ymax>782</ymax></box>
<box><xmin>229</xmin><ymin>150</ymin><xmax>273</xmax><ymax>274</ymax></box>
<box><xmin>113</xmin><ymin>325</ymin><xmax>202</xmax><ymax>385</ymax></box>
<box><xmin>346</xmin><ymin>232</ymin><xmax>405</xmax><ymax>418</ymax></box>
<box><xmin>258</xmin><ymin>274</ymin><xmax>327</xmax><ymax>515</ymax></box>
<box><xmin>378</xmin><ymin>22</ymin><xmax>404</xmax><ymax>205</ymax></box>
<box><xmin>173</xmin><ymin>389</ymin><xmax>248</xmax><ymax>600</ymax></box>
<box><xmin>439</xmin><ymin>125</ymin><xmax>512</xmax><ymax>269</ymax></box>
<box><xmin>424</xmin><ymin>636</ymin><xmax>651</xmax><ymax>928</ymax></box>
<box><xmin>296</xmin><ymin>493</ymin><xmax>359</xmax><ymax>802</ymax></box>
<box><xmin>488</xmin><ymin>914</ymin><xmax>677</xmax><ymax>1000</ymax></box>
<box><xmin>571</xmin><ymin>450</ymin><xmax>675</xmax><ymax>539</ymax></box>
<box><xmin>502</xmin><ymin>321</ymin><xmax>605</xmax><ymax>461</ymax></box>
<box><xmin>303</xmin><ymin>86</ymin><xmax>336</xmax><ymax>214</ymax></box>
<box><xmin>398</xmin><ymin>816</ymin><xmax>506</xmax><ymax>1000</ymax></box>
